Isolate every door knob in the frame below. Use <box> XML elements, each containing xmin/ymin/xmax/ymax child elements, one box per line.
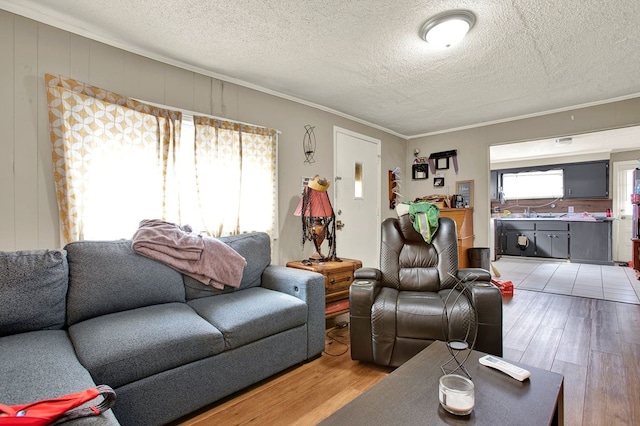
<box><xmin>336</xmin><ymin>220</ymin><xmax>345</xmax><ymax>230</ymax></box>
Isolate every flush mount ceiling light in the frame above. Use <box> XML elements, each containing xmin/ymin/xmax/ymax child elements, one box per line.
<box><xmin>420</xmin><ymin>10</ymin><xmax>476</xmax><ymax>48</ymax></box>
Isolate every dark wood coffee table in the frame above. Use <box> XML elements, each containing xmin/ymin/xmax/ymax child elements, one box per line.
<box><xmin>320</xmin><ymin>341</ymin><xmax>564</xmax><ymax>425</ymax></box>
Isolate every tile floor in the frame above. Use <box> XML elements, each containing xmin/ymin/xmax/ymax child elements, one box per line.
<box><xmin>493</xmin><ymin>256</ymin><xmax>640</xmax><ymax>304</ymax></box>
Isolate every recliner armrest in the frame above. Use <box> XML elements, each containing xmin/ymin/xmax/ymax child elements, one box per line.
<box><xmin>457</xmin><ymin>267</ymin><xmax>491</xmax><ymax>282</ymax></box>
<box><xmin>349</xmin><ymin>278</ymin><xmax>382</xmax><ymax>317</ymax></box>
<box><xmin>463</xmin><ymin>278</ymin><xmax>503</xmax><ymax>357</ymax></box>
<box><xmin>349</xmin><ymin>277</ymin><xmax>383</xmax><ymax>363</ymax></box>
<box><xmin>354</xmin><ymin>267</ymin><xmax>382</xmax><ymax>281</ymax></box>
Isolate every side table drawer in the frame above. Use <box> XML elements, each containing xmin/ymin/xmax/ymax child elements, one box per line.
<box><xmin>325</xmin><ymin>270</ymin><xmax>354</xmax><ymax>295</ymax></box>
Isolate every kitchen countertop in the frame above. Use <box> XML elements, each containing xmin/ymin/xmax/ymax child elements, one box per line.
<box><xmin>494</xmin><ymin>215</ymin><xmax>614</xmax><ymax>222</ymax></box>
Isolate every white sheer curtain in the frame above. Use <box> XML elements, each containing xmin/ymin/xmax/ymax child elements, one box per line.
<box><xmin>192</xmin><ymin>116</ymin><xmax>278</xmax><ymax>238</ymax></box>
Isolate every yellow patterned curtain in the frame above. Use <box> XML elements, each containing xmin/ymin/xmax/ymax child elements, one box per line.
<box><xmin>45</xmin><ymin>74</ymin><xmax>182</xmax><ymax>243</ymax></box>
<box><xmin>193</xmin><ymin>116</ymin><xmax>277</xmax><ymax>237</ymax></box>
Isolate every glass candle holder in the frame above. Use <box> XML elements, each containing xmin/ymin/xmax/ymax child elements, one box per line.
<box><xmin>439</xmin><ymin>374</ymin><xmax>475</xmax><ymax>415</ymax></box>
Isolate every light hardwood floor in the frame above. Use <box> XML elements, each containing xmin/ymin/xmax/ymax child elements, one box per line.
<box><xmin>177</xmin><ymin>290</ymin><xmax>640</xmax><ymax>426</ymax></box>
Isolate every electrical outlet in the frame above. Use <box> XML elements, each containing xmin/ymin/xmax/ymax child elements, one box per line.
<box><xmin>568</xmin><ymin>206</ymin><xmax>574</xmax><ymax>213</ymax></box>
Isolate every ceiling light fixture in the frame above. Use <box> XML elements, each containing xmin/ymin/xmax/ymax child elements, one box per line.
<box><xmin>421</xmin><ymin>10</ymin><xmax>476</xmax><ymax>48</ymax></box>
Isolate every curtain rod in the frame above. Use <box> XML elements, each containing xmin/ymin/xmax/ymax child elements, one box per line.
<box><xmin>135</xmin><ymin>98</ymin><xmax>281</xmax><ymax>135</ymax></box>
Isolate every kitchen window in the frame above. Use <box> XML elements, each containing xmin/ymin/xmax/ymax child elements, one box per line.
<box><xmin>502</xmin><ymin>169</ymin><xmax>564</xmax><ymax>200</ymax></box>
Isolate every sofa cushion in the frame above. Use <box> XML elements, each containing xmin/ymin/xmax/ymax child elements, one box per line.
<box><xmin>65</xmin><ymin>240</ymin><xmax>186</xmax><ymax>325</ymax></box>
<box><xmin>0</xmin><ymin>330</ymin><xmax>119</xmax><ymax>425</ymax></box>
<box><xmin>188</xmin><ymin>287</ymin><xmax>307</xmax><ymax>350</ymax></box>
<box><xmin>0</xmin><ymin>250</ymin><xmax>67</xmax><ymax>337</ymax></box>
<box><xmin>185</xmin><ymin>232</ymin><xmax>271</xmax><ymax>299</ymax></box>
<box><xmin>68</xmin><ymin>303</ymin><xmax>224</xmax><ymax>388</ymax></box>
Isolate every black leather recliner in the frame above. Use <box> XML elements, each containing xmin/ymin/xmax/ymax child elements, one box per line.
<box><xmin>349</xmin><ymin>215</ymin><xmax>503</xmax><ymax>367</ymax></box>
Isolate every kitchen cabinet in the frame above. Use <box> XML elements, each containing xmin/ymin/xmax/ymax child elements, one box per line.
<box><xmin>569</xmin><ymin>221</ymin><xmax>613</xmax><ymax>265</ymax></box>
<box><xmin>496</xmin><ymin>219</ymin><xmax>612</xmax><ymax>264</ymax></box>
<box><xmin>564</xmin><ymin>161</ymin><xmax>609</xmax><ymax>199</ymax></box>
<box><xmin>534</xmin><ymin>221</ymin><xmax>569</xmax><ymax>259</ymax></box>
<box><xmin>490</xmin><ymin>170</ymin><xmax>499</xmax><ymax>201</ymax></box>
<box><xmin>501</xmin><ymin>221</ymin><xmax>535</xmax><ymax>257</ymax></box>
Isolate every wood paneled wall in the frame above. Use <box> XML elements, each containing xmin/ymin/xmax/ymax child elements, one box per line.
<box><xmin>0</xmin><ymin>10</ymin><xmax>406</xmax><ymax>262</ymax></box>
<box><xmin>0</xmin><ymin>12</ymin><xmax>236</xmax><ymax>250</ymax></box>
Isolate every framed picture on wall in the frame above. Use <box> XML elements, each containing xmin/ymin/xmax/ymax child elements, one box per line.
<box><xmin>434</xmin><ymin>177</ymin><xmax>445</xmax><ymax>187</ymax></box>
<box><xmin>412</xmin><ymin>163</ymin><xmax>429</xmax><ymax>180</ymax></box>
<box><xmin>456</xmin><ymin>180</ymin><xmax>474</xmax><ymax>208</ymax></box>
<box><xmin>436</xmin><ymin>157</ymin><xmax>449</xmax><ymax>170</ymax></box>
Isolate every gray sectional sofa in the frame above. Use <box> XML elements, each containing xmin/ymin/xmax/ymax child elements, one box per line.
<box><xmin>0</xmin><ymin>232</ymin><xmax>325</xmax><ymax>425</ymax></box>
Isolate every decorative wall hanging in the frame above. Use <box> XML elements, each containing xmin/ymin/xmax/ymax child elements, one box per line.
<box><xmin>428</xmin><ymin>149</ymin><xmax>458</xmax><ymax>174</ymax></box>
<box><xmin>456</xmin><ymin>180</ymin><xmax>474</xmax><ymax>208</ymax></box>
<box><xmin>434</xmin><ymin>177</ymin><xmax>445</xmax><ymax>187</ymax></box>
<box><xmin>389</xmin><ymin>167</ymin><xmax>402</xmax><ymax>209</ymax></box>
<box><xmin>303</xmin><ymin>125</ymin><xmax>316</xmax><ymax>163</ymax></box>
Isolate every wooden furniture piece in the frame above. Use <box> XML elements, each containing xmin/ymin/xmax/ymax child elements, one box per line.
<box><xmin>286</xmin><ymin>258</ymin><xmax>362</xmax><ymax>318</ymax></box>
<box><xmin>440</xmin><ymin>208</ymin><xmax>474</xmax><ymax>268</ymax></box>
<box><xmin>633</xmin><ymin>239</ymin><xmax>640</xmax><ymax>280</ymax></box>
<box><xmin>320</xmin><ymin>341</ymin><xmax>564</xmax><ymax>426</ymax></box>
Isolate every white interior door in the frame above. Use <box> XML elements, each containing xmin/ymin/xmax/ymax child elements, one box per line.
<box><xmin>334</xmin><ymin>127</ymin><xmax>380</xmax><ymax>268</ymax></box>
<box><xmin>613</xmin><ymin>160</ymin><xmax>636</xmax><ymax>262</ymax></box>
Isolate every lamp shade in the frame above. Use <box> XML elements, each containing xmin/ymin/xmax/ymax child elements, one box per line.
<box><xmin>294</xmin><ymin>187</ymin><xmax>334</xmax><ymax>217</ymax></box>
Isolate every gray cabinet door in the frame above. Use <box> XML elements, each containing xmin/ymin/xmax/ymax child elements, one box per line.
<box><xmin>505</xmin><ymin>230</ymin><xmax>536</xmax><ymax>256</ymax></box>
<box><xmin>564</xmin><ymin>161</ymin><xmax>609</xmax><ymax>199</ymax></box>
<box><xmin>535</xmin><ymin>221</ymin><xmax>569</xmax><ymax>258</ymax></box>
<box><xmin>501</xmin><ymin>221</ymin><xmax>535</xmax><ymax>256</ymax></box>
<box><xmin>536</xmin><ymin>232</ymin><xmax>568</xmax><ymax>258</ymax></box>
<box><xmin>569</xmin><ymin>221</ymin><xmax>613</xmax><ymax>265</ymax></box>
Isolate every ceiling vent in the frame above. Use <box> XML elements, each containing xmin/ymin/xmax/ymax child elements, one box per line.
<box><xmin>555</xmin><ymin>137</ymin><xmax>573</xmax><ymax>145</ymax></box>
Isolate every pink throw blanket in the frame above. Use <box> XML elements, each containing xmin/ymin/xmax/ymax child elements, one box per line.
<box><xmin>132</xmin><ymin>219</ymin><xmax>247</xmax><ymax>289</ymax></box>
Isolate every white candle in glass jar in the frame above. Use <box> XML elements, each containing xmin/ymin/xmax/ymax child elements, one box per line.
<box><xmin>439</xmin><ymin>374</ymin><xmax>475</xmax><ymax>415</ymax></box>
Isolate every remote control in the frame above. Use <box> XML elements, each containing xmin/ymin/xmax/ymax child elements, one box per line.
<box><xmin>479</xmin><ymin>355</ymin><xmax>531</xmax><ymax>381</ymax></box>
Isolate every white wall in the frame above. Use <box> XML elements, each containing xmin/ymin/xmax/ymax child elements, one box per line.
<box><xmin>0</xmin><ymin>10</ymin><xmax>406</xmax><ymax>265</ymax></box>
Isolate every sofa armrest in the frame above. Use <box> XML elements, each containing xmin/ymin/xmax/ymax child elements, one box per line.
<box><xmin>349</xmin><ymin>276</ymin><xmax>383</xmax><ymax>363</ymax></box>
<box><xmin>261</xmin><ymin>265</ymin><xmax>325</xmax><ymax>359</ymax></box>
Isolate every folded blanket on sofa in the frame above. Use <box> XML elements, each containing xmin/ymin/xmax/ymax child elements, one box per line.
<box><xmin>132</xmin><ymin>219</ymin><xmax>247</xmax><ymax>289</ymax></box>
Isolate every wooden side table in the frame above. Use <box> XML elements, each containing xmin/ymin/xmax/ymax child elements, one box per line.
<box><xmin>286</xmin><ymin>258</ymin><xmax>362</xmax><ymax>318</ymax></box>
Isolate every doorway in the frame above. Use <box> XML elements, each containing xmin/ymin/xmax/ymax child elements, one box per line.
<box><xmin>333</xmin><ymin>127</ymin><xmax>380</xmax><ymax>268</ymax></box>
<box><xmin>613</xmin><ymin>160</ymin><xmax>637</xmax><ymax>262</ymax></box>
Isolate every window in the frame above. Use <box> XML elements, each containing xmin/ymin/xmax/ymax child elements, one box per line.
<box><xmin>45</xmin><ymin>74</ymin><xmax>277</xmax><ymax>243</ymax></box>
<box><xmin>354</xmin><ymin>162</ymin><xmax>363</xmax><ymax>199</ymax></box>
<box><xmin>502</xmin><ymin>169</ymin><xmax>564</xmax><ymax>200</ymax></box>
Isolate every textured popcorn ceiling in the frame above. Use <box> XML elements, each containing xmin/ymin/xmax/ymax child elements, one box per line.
<box><xmin>3</xmin><ymin>0</ymin><xmax>640</xmax><ymax>137</ymax></box>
